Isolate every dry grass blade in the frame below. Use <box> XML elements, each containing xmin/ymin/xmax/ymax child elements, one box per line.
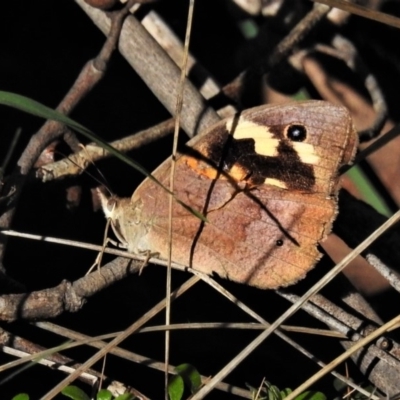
<box><xmin>1</xmin><ymin>347</ymin><xmax>97</xmax><ymax>385</ymax></box>
<box><xmin>313</xmin><ymin>0</ymin><xmax>400</xmax><ymax>29</ymax></box>
<box><xmin>165</xmin><ymin>0</ymin><xmax>195</xmax><ymax>397</ymax></box>
<box><xmin>285</xmin><ymin>314</ymin><xmax>400</xmax><ymax>400</ymax></box>
<box><xmin>5</xmin><ymin>1</ymin><xmax>400</xmax><ymax>397</ymax></box>
<box><xmin>32</xmin><ymin>322</ymin><xmax>253</xmax><ymax>398</ymax></box>
<box><xmin>189</xmin><ymin>270</ymin><xmax>379</xmax><ymax>400</ymax></box>
<box><xmin>39</xmin><ymin>276</ymin><xmax>199</xmax><ymax>400</ymax></box>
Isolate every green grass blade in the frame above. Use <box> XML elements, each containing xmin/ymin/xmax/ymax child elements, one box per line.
<box><xmin>0</xmin><ymin>91</ymin><xmax>207</xmax><ymax>222</ymax></box>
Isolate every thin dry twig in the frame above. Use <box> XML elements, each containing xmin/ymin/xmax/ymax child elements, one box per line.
<box><xmin>75</xmin><ymin>0</ymin><xmax>220</xmax><ymax>137</ymax></box>
<box><xmin>32</xmin><ymin>321</ymin><xmax>253</xmax><ymax>398</ymax></box>
<box><xmin>189</xmin><ymin>270</ymin><xmax>378</xmax><ymax>400</ymax></box>
<box><xmin>0</xmin><ymin>1</ymin><xmax>136</xmax><ymax>267</ymax></box>
<box><xmin>280</xmin><ymin>290</ymin><xmax>400</xmax><ymax>392</ymax></box>
<box><xmin>331</xmin><ymin>36</ymin><xmax>387</xmax><ymax>141</ymax></box>
<box><xmin>164</xmin><ymin>1</ymin><xmax>195</xmax><ymax>396</ymax></box>
<box><xmin>223</xmin><ymin>2</ymin><xmax>331</xmax><ymax>103</ymax></box>
<box><xmin>285</xmin><ymin>314</ymin><xmax>400</xmax><ymax>400</ymax></box>
<box><xmin>269</xmin><ymin>3</ymin><xmax>331</xmax><ymax>67</ymax></box>
<box><xmin>277</xmin><ymin>291</ymin><xmax>357</xmax><ymax>339</ymax></box>
<box><xmin>36</xmin><ymin>118</ymin><xmax>175</xmax><ymax>182</ymax></box>
<box><xmin>40</xmin><ymin>276</ymin><xmax>200</xmax><ymax>400</ymax></box>
<box><xmin>1</xmin><ymin>351</ymin><xmax>148</xmax><ymax>399</ymax></box>
<box><xmin>366</xmin><ymin>254</ymin><xmax>400</xmax><ymax>293</ymax></box>
<box><xmin>312</xmin><ymin>0</ymin><xmax>400</xmax><ymax>29</ymax></box>
<box><xmin>0</xmin><ymin>326</ymin><xmax>149</xmax><ymax>399</ymax></box>
<box><xmin>0</xmin><ymin>257</ymin><xmax>140</xmax><ymax>321</ymax></box>
<box><xmin>141</xmin><ymin>10</ymin><xmax>221</xmax><ymax>102</ymax></box>
<box><xmin>190</xmin><ymin>209</ymin><xmax>400</xmax><ymax>399</ymax></box>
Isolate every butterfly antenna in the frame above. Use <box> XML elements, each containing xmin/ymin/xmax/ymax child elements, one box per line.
<box><xmin>55</xmin><ymin>147</ymin><xmax>114</xmax><ymax>196</ymax></box>
<box><xmin>77</xmin><ymin>143</ymin><xmax>114</xmax><ymax>194</ymax></box>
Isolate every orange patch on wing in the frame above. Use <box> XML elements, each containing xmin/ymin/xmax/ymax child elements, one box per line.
<box><xmin>182</xmin><ymin>155</ymin><xmax>219</xmax><ymax>180</ymax></box>
<box><xmin>182</xmin><ymin>156</ymin><xmax>249</xmax><ymax>185</ymax></box>
<box><xmin>228</xmin><ymin>164</ymin><xmax>249</xmax><ymax>182</ymax></box>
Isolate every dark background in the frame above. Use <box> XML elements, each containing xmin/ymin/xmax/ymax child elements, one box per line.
<box><xmin>1</xmin><ymin>1</ymin><xmax>400</xmax><ymax>399</ymax></box>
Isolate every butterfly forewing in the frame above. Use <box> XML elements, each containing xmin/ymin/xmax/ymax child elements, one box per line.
<box><xmin>111</xmin><ymin>101</ymin><xmax>357</xmax><ymax>289</ymax></box>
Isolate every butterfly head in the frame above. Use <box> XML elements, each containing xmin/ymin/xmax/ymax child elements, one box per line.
<box><xmin>97</xmin><ymin>187</ymin><xmax>151</xmax><ymax>254</ymax></box>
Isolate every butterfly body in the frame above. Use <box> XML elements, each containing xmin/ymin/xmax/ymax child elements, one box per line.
<box><xmin>101</xmin><ymin>101</ymin><xmax>357</xmax><ymax>289</ymax></box>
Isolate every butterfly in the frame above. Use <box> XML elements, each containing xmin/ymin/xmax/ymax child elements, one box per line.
<box><xmin>99</xmin><ymin>101</ymin><xmax>357</xmax><ymax>289</ymax></box>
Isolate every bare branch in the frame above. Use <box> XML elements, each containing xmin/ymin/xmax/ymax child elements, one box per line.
<box><xmin>75</xmin><ymin>0</ymin><xmax>220</xmax><ymax>138</ymax></box>
<box><xmin>37</xmin><ymin>118</ymin><xmax>175</xmax><ymax>182</ymax></box>
<box><xmin>0</xmin><ymin>2</ymin><xmax>136</xmax><ymax>266</ymax></box>
<box><xmin>0</xmin><ymin>257</ymin><xmax>140</xmax><ymax>321</ymax></box>
<box><xmin>0</xmin><ymin>325</ymin><xmax>149</xmax><ymax>399</ymax></box>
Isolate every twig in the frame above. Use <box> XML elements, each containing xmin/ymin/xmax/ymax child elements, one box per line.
<box><xmin>36</xmin><ymin>118</ymin><xmax>175</xmax><ymax>182</ymax></box>
<box><xmin>277</xmin><ymin>291</ymin><xmax>358</xmax><ymax>339</ymax></box>
<box><xmin>190</xmin><ymin>209</ymin><xmax>400</xmax><ymax>399</ymax></box>
<box><xmin>189</xmin><ymin>269</ymin><xmax>378</xmax><ymax>400</ymax></box>
<box><xmin>281</xmin><ymin>290</ymin><xmax>400</xmax><ymax>393</ymax></box>
<box><xmin>164</xmin><ymin>1</ymin><xmax>195</xmax><ymax>396</ymax></box>
<box><xmin>0</xmin><ymin>329</ymin><xmax>148</xmax><ymax>399</ymax></box>
<box><xmin>311</xmin><ymin>0</ymin><xmax>400</xmax><ymax>29</ymax></box>
<box><xmin>0</xmin><ymin>1</ymin><xmax>135</xmax><ymax>264</ymax></box>
<box><xmin>0</xmin><ymin>228</ymin><xmax>198</xmax><ymax>272</ymax></box>
<box><xmin>315</xmin><ymin>34</ymin><xmax>387</xmax><ymax>141</ymax></box>
<box><xmin>142</xmin><ymin>10</ymin><xmax>219</xmax><ymax>101</ymax></box>
<box><xmin>75</xmin><ymin>0</ymin><xmax>220</xmax><ymax>137</ymax></box>
<box><xmin>269</xmin><ymin>3</ymin><xmax>331</xmax><ymax>67</ymax></box>
<box><xmin>285</xmin><ymin>314</ymin><xmax>400</xmax><ymax>400</ymax></box>
<box><xmin>0</xmin><ymin>326</ymin><xmax>103</xmax><ymax>388</ymax></box>
<box><xmin>40</xmin><ymin>276</ymin><xmax>200</xmax><ymax>400</ymax></box>
<box><xmin>223</xmin><ymin>3</ymin><xmax>331</xmax><ymax>103</ymax></box>
<box><xmin>0</xmin><ymin>257</ymin><xmax>139</xmax><ymax>321</ymax></box>
<box><xmin>367</xmin><ymin>253</ymin><xmax>400</xmax><ymax>293</ymax></box>
<box><xmin>33</xmin><ymin>321</ymin><xmax>253</xmax><ymax>399</ymax></box>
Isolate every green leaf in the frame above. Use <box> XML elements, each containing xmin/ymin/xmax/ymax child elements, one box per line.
<box><xmin>294</xmin><ymin>391</ymin><xmax>326</xmax><ymax>400</ymax></box>
<box><xmin>292</xmin><ymin>89</ymin><xmax>310</xmax><ymax>101</ymax></box>
<box><xmin>238</xmin><ymin>19</ymin><xmax>259</xmax><ymax>39</ymax></box>
<box><xmin>280</xmin><ymin>388</ymin><xmax>292</xmax><ymax>398</ymax></box>
<box><xmin>346</xmin><ymin>166</ymin><xmax>392</xmax><ymax>217</ymax></box>
<box><xmin>61</xmin><ymin>385</ymin><xmax>90</xmax><ymax>400</ymax></box>
<box><xmin>267</xmin><ymin>384</ymin><xmax>282</xmax><ymax>400</ymax></box>
<box><xmin>114</xmin><ymin>394</ymin><xmax>136</xmax><ymax>400</ymax></box>
<box><xmin>96</xmin><ymin>389</ymin><xmax>112</xmax><ymax>400</ymax></box>
<box><xmin>245</xmin><ymin>383</ymin><xmax>262</xmax><ymax>400</ymax></box>
<box><xmin>175</xmin><ymin>363</ymin><xmax>202</xmax><ymax>393</ymax></box>
<box><xmin>332</xmin><ymin>377</ymin><xmax>347</xmax><ymax>393</ymax></box>
<box><xmin>11</xmin><ymin>394</ymin><xmax>29</xmax><ymax>400</ymax></box>
<box><xmin>168</xmin><ymin>374</ymin><xmax>184</xmax><ymax>400</ymax></box>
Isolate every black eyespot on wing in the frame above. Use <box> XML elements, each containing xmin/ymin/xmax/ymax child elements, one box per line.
<box><xmin>276</xmin><ymin>239</ymin><xmax>283</xmax><ymax>246</ymax></box>
<box><xmin>287</xmin><ymin>125</ymin><xmax>307</xmax><ymax>142</ymax></box>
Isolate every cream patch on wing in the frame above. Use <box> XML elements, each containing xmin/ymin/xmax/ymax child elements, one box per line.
<box><xmin>292</xmin><ymin>142</ymin><xmax>320</xmax><ymax>165</ymax></box>
<box><xmin>227</xmin><ymin>117</ymin><xmax>320</xmax><ymax>165</ymax></box>
<box><xmin>264</xmin><ymin>178</ymin><xmax>288</xmax><ymax>189</ymax></box>
<box><xmin>227</xmin><ymin>118</ymin><xmax>279</xmax><ymax>157</ymax></box>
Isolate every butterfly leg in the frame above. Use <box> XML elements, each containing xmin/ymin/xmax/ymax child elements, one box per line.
<box><xmin>138</xmin><ymin>250</ymin><xmax>159</xmax><ymax>275</ymax></box>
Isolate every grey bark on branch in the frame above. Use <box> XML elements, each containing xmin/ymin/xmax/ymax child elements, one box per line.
<box><xmin>37</xmin><ymin>118</ymin><xmax>175</xmax><ymax>182</ymax></box>
<box><xmin>75</xmin><ymin>0</ymin><xmax>220</xmax><ymax>138</ymax></box>
<box><xmin>0</xmin><ymin>257</ymin><xmax>140</xmax><ymax>321</ymax></box>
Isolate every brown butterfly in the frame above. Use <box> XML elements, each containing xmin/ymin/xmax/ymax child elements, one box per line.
<box><xmin>99</xmin><ymin>101</ymin><xmax>357</xmax><ymax>289</ymax></box>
